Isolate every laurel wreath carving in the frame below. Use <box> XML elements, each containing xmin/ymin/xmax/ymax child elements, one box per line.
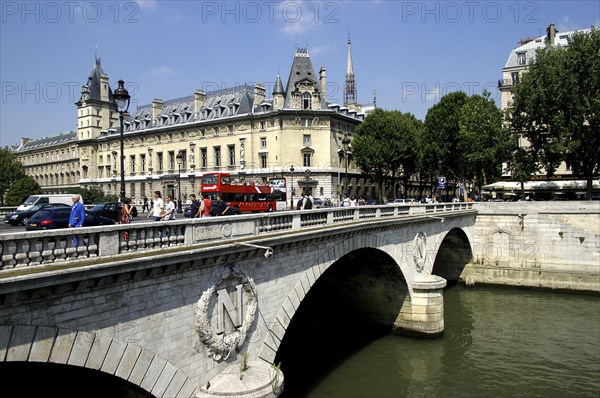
<box><xmin>194</xmin><ymin>266</ymin><xmax>257</xmax><ymax>361</ymax></box>
<box><xmin>413</xmin><ymin>232</ymin><xmax>427</xmax><ymax>273</ymax></box>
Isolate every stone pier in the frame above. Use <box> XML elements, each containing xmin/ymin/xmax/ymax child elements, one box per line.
<box><xmin>392</xmin><ymin>274</ymin><xmax>447</xmax><ymax>338</ymax></box>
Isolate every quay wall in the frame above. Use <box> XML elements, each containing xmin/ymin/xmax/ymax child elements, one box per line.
<box><xmin>466</xmin><ymin>201</ymin><xmax>600</xmax><ymax>293</ymax></box>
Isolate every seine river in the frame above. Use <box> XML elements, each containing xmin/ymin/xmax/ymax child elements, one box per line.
<box><xmin>281</xmin><ymin>285</ymin><xmax>600</xmax><ymax>398</ymax></box>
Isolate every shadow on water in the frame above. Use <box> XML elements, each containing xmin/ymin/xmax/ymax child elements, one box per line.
<box><xmin>276</xmin><ymin>248</ymin><xmax>408</xmax><ymax>398</ymax></box>
<box><xmin>0</xmin><ymin>362</ymin><xmax>153</xmax><ymax>398</ymax></box>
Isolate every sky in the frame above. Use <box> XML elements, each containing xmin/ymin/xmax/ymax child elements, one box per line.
<box><xmin>1</xmin><ymin>0</ymin><xmax>598</xmax><ymax>146</ymax></box>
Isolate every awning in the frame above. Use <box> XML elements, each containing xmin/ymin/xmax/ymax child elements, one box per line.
<box><xmin>482</xmin><ymin>179</ymin><xmax>600</xmax><ymax>191</ymax></box>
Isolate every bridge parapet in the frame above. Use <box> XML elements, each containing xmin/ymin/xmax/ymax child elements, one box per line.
<box><xmin>0</xmin><ymin>203</ymin><xmax>473</xmax><ymax>271</ymax></box>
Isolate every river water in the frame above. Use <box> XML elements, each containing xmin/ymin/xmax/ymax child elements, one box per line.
<box><xmin>283</xmin><ymin>286</ymin><xmax>600</xmax><ymax>398</ymax></box>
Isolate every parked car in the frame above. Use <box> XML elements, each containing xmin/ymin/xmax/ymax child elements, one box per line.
<box><xmin>365</xmin><ymin>199</ymin><xmax>384</xmax><ymax>206</ymax></box>
<box><xmin>387</xmin><ymin>198</ymin><xmax>416</xmax><ymax>205</ymax></box>
<box><xmin>25</xmin><ymin>208</ymin><xmax>115</xmax><ymax>231</ymax></box>
<box><xmin>89</xmin><ymin>202</ymin><xmax>138</xmax><ymax>221</ymax></box>
<box><xmin>4</xmin><ymin>203</ymin><xmax>70</xmax><ymax>226</ymax></box>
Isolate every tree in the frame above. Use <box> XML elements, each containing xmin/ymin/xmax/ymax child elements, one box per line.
<box><xmin>4</xmin><ymin>176</ymin><xmax>42</xmax><ymax>206</ymax></box>
<box><xmin>510</xmin><ymin>28</ymin><xmax>600</xmax><ymax>199</ymax></box>
<box><xmin>0</xmin><ymin>147</ymin><xmax>26</xmax><ymax>206</ymax></box>
<box><xmin>458</xmin><ymin>91</ymin><xmax>513</xmax><ymax>188</ymax></box>
<box><xmin>421</xmin><ymin>91</ymin><xmax>468</xmax><ymax>193</ymax></box>
<box><xmin>353</xmin><ymin>109</ymin><xmax>421</xmax><ymax>201</ymax></box>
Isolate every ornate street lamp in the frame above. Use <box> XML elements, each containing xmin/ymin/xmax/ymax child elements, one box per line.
<box><xmin>290</xmin><ymin>165</ymin><xmax>295</xmax><ymax>209</ymax></box>
<box><xmin>341</xmin><ymin>134</ymin><xmax>351</xmax><ymax>196</ymax></box>
<box><xmin>113</xmin><ymin>80</ymin><xmax>130</xmax><ymax>201</ymax></box>
<box><xmin>176</xmin><ymin>150</ymin><xmax>183</xmax><ymax>213</ymax></box>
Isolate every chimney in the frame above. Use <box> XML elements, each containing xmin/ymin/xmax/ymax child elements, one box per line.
<box><xmin>100</xmin><ymin>73</ymin><xmax>110</xmax><ymax>102</ymax></box>
<box><xmin>319</xmin><ymin>66</ymin><xmax>327</xmax><ymax>104</ymax></box>
<box><xmin>152</xmin><ymin>98</ymin><xmax>164</xmax><ymax>121</ymax></box>
<box><xmin>254</xmin><ymin>84</ymin><xmax>265</xmax><ymax>106</ymax></box>
<box><xmin>518</xmin><ymin>37</ymin><xmax>535</xmax><ymax>47</ymax></box>
<box><xmin>546</xmin><ymin>22</ymin><xmax>557</xmax><ymax>46</ymax></box>
<box><xmin>194</xmin><ymin>89</ymin><xmax>206</xmax><ymax>114</ymax></box>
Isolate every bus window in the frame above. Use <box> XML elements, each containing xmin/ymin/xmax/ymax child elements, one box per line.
<box><xmin>221</xmin><ymin>176</ymin><xmax>231</xmax><ymax>185</ymax></box>
<box><xmin>203</xmin><ymin>175</ymin><xmax>218</xmax><ymax>184</ymax></box>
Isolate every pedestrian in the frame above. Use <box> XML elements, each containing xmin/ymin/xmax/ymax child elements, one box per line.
<box><xmin>200</xmin><ymin>194</ymin><xmax>212</xmax><ymax>218</ymax></box>
<box><xmin>302</xmin><ymin>193</ymin><xmax>313</xmax><ymax>210</ymax></box>
<box><xmin>162</xmin><ymin>195</ymin><xmax>176</xmax><ymax>220</ymax></box>
<box><xmin>342</xmin><ymin>193</ymin><xmax>350</xmax><ymax>207</ymax></box>
<box><xmin>147</xmin><ymin>191</ymin><xmax>164</xmax><ymax>221</ymax></box>
<box><xmin>350</xmin><ymin>196</ymin><xmax>357</xmax><ymax>206</ymax></box>
<box><xmin>68</xmin><ymin>194</ymin><xmax>85</xmax><ymax>246</ymax></box>
<box><xmin>212</xmin><ymin>194</ymin><xmax>230</xmax><ymax>216</ymax></box>
<box><xmin>142</xmin><ymin>196</ymin><xmax>149</xmax><ymax>212</ymax></box>
<box><xmin>358</xmin><ymin>196</ymin><xmax>366</xmax><ymax>206</ymax></box>
<box><xmin>120</xmin><ymin>197</ymin><xmax>133</xmax><ymax>240</ymax></box>
<box><xmin>189</xmin><ymin>194</ymin><xmax>201</xmax><ymax>218</ymax></box>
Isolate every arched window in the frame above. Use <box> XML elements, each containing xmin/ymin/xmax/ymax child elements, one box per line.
<box><xmin>302</xmin><ymin>92</ymin><xmax>312</xmax><ymax>110</ymax></box>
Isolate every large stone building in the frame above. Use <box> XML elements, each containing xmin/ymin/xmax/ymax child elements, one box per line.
<box><xmin>493</xmin><ymin>22</ymin><xmax>598</xmax><ymax>199</ymax></box>
<box><xmin>13</xmin><ymin>43</ymin><xmax>375</xmax><ymax>205</ymax></box>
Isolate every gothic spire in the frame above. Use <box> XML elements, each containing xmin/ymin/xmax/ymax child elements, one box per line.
<box><xmin>344</xmin><ymin>33</ymin><xmax>357</xmax><ymax>106</ymax></box>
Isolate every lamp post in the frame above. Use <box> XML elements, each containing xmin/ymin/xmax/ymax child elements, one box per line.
<box><xmin>341</xmin><ymin>134</ymin><xmax>350</xmax><ymax>196</ymax></box>
<box><xmin>290</xmin><ymin>165</ymin><xmax>295</xmax><ymax>209</ymax></box>
<box><xmin>113</xmin><ymin>80</ymin><xmax>130</xmax><ymax>201</ymax></box>
<box><xmin>176</xmin><ymin>151</ymin><xmax>183</xmax><ymax>213</ymax></box>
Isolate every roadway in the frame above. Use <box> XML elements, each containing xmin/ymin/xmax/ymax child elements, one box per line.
<box><xmin>0</xmin><ymin>211</ymin><xmax>170</xmax><ymax>235</ymax></box>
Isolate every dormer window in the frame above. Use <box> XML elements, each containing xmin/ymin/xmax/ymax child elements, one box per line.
<box><xmin>302</xmin><ymin>92</ymin><xmax>312</xmax><ymax>110</ymax></box>
<box><xmin>517</xmin><ymin>52</ymin><xmax>526</xmax><ymax>66</ymax></box>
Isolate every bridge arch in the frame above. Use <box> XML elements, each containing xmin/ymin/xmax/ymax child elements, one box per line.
<box><xmin>258</xmin><ymin>232</ymin><xmax>410</xmax><ymax>364</ymax></box>
<box><xmin>0</xmin><ymin>325</ymin><xmax>196</xmax><ymax>397</ymax></box>
<box><xmin>431</xmin><ymin>227</ymin><xmax>474</xmax><ymax>285</ymax></box>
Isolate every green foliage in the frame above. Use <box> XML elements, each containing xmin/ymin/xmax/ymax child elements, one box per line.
<box><xmin>422</xmin><ymin>91</ymin><xmax>468</xmax><ymax>180</ymax></box>
<box><xmin>353</xmin><ymin>109</ymin><xmax>422</xmax><ymax>200</ymax></box>
<box><xmin>0</xmin><ymin>147</ymin><xmax>26</xmax><ymax>206</ymax></box>
<box><xmin>4</xmin><ymin>176</ymin><xmax>42</xmax><ymax>206</ymax></box>
<box><xmin>511</xmin><ymin>28</ymin><xmax>600</xmax><ymax>199</ymax></box>
<box><xmin>458</xmin><ymin>91</ymin><xmax>513</xmax><ymax>186</ymax></box>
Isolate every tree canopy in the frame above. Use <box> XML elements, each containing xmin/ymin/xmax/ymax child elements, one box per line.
<box><xmin>0</xmin><ymin>147</ymin><xmax>26</xmax><ymax>206</ymax></box>
<box><xmin>352</xmin><ymin>109</ymin><xmax>422</xmax><ymax>200</ymax></box>
<box><xmin>510</xmin><ymin>28</ymin><xmax>600</xmax><ymax>199</ymax></box>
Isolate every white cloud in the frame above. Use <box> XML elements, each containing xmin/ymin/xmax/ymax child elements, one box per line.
<box><xmin>135</xmin><ymin>0</ymin><xmax>158</xmax><ymax>10</ymax></box>
<box><xmin>556</xmin><ymin>16</ymin><xmax>580</xmax><ymax>33</ymax></box>
<box><xmin>146</xmin><ymin>66</ymin><xmax>176</xmax><ymax>77</ymax></box>
<box><xmin>310</xmin><ymin>44</ymin><xmax>336</xmax><ymax>56</ymax></box>
<box><xmin>279</xmin><ymin>0</ymin><xmax>319</xmax><ymax>35</ymax></box>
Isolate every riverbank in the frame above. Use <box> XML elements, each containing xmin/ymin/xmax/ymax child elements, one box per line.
<box><xmin>460</xmin><ymin>263</ymin><xmax>600</xmax><ymax>294</ymax></box>
<box><xmin>469</xmin><ymin>201</ymin><xmax>600</xmax><ymax>293</ymax></box>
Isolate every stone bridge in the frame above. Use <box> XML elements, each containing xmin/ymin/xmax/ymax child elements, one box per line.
<box><xmin>0</xmin><ymin>204</ymin><xmax>476</xmax><ymax>397</ymax></box>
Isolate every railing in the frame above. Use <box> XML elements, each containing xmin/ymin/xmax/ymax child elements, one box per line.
<box><xmin>0</xmin><ymin>203</ymin><xmax>474</xmax><ymax>270</ymax></box>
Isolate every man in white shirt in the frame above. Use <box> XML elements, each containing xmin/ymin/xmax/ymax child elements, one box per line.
<box><xmin>147</xmin><ymin>191</ymin><xmax>164</xmax><ymax>221</ymax></box>
<box><xmin>162</xmin><ymin>195</ymin><xmax>177</xmax><ymax>220</ymax></box>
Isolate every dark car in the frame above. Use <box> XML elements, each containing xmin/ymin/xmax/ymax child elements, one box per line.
<box><xmin>89</xmin><ymin>202</ymin><xmax>137</xmax><ymax>221</ymax></box>
<box><xmin>366</xmin><ymin>199</ymin><xmax>384</xmax><ymax>206</ymax></box>
<box><xmin>25</xmin><ymin>207</ymin><xmax>115</xmax><ymax>231</ymax></box>
<box><xmin>4</xmin><ymin>203</ymin><xmax>70</xmax><ymax>226</ymax></box>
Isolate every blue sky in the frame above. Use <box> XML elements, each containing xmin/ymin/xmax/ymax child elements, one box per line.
<box><xmin>1</xmin><ymin>0</ymin><xmax>598</xmax><ymax>145</ymax></box>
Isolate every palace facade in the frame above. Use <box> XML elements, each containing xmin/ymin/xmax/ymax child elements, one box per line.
<box><xmin>13</xmin><ymin>42</ymin><xmax>375</xmax><ymax>205</ymax></box>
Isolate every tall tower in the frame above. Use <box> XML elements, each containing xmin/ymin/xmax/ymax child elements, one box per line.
<box><xmin>344</xmin><ymin>34</ymin><xmax>357</xmax><ymax>107</ymax></box>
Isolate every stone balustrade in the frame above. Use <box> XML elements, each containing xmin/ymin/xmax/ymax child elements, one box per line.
<box><xmin>0</xmin><ymin>203</ymin><xmax>472</xmax><ymax>270</ymax></box>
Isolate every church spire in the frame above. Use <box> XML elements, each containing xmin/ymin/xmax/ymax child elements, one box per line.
<box><xmin>344</xmin><ymin>33</ymin><xmax>357</xmax><ymax>106</ymax></box>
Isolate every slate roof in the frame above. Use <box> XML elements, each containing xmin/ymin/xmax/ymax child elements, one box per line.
<box><xmin>504</xmin><ymin>28</ymin><xmax>591</xmax><ymax>69</ymax></box>
<box><xmin>284</xmin><ymin>48</ymin><xmax>322</xmax><ymax>108</ymax></box>
<box><xmin>76</xmin><ymin>57</ymin><xmax>114</xmax><ymax>105</ymax></box>
<box><xmin>122</xmin><ymin>85</ymin><xmax>257</xmax><ymax>133</ymax></box>
<box><xmin>16</xmin><ymin>131</ymin><xmax>77</xmax><ymax>152</ymax></box>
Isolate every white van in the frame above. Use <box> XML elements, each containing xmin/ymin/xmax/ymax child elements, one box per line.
<box><xmin>17</xmin><ymin>194</ymin><xmax>82</xmax><ymax>211</ymax></box>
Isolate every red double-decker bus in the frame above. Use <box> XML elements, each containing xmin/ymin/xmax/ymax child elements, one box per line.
<box><xmin>200</xmin><ymin>172</ymin><xmax>287</xmax><ymax>212</ymax></box>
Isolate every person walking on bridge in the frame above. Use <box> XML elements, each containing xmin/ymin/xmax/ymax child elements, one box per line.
<box><xmin>68</xmin><ymin>194</ymin><xmax>85</xmax><ymax>246</ymax></box>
